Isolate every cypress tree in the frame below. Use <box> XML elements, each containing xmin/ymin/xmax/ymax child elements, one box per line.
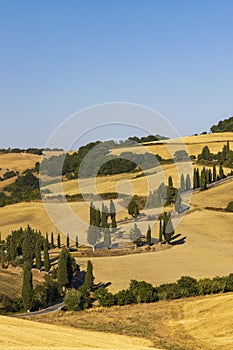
<box><xmin>43</xmin><ymin>238</ymin><xmax>50</xmax><ymax>272</ymax></box>
<box><xmin>95</xmin><ymin>208</ymin><xmax>101</xmax><ymax>227</ymax></box>
<box><xmin>22</xmin><ymin>225</ymin><xmax>35</xmax><ymax>266</ymax></box>
<box><xmin>168</xmin><ymin>176</ymin><xmax>173</xmax><ymax>188</ymax></box>
<box><xmin>208</xmin><ymin>169</ymin><xmax>212</xmax><ymax>184</ymax></box>
<box><xmin>101</xmin><ymin>203</ymin><xmax>109</xmax><ymax>229</ymax></box>
<box><xmin>180</xmin><ymin>174</ymin><xmax>185</xmax><ymax>192</ymax></box>
<box><xmin>51</xmin><ymin>232</ymin><xmax>54</xmax><ymax>248</ymax></box>
<box><xmin>57</xmin><ymin>232</ymin><xmax>61</xmax><ymax>249</ymax></box>
<box><xmin>213</xmin><ymin>163</ymin><xmax>217</xmax><ymax>182</ymax></box>
<box><xmin>22</xmin><ymin>262</ymin><xmax>33</xmax><ymax>311</ymax></box>
<box><xmin>159</xmin><ymin>217</ymin><xmax>163</xmax><ymax>242</ymax></box>
<box><xmin>57</xmin><ymin>247</ymin><xmax>69</xmax><ymax>291</ymax></box>
<box><xmin>219</xmin><ymin>165</ymin><xmax>225</xmax><ymax>180</ymax></box>
<box><xmin>146</xmin><ymin>225</ymin><xmax>152</xmax><ymax>245</ymax></box>
<box><xmin>75</xmin><ymin>235</ymin><xmax>79</xmax><ymax>249</ymax></box>
<box><xmin>165</xmin><ymin>213</ymin><xmax>174</xmax><ymax>242</ymax></box>
<box><xmin>200</xmin><ymin>168</ymin><xmax>207</xmax><ymax>191</ymax></box>
<box><xmin>193</xmin><ymin>168</ymin><xmax>197</xmax><ymax>189</ymax></box>
<box><xmin>185</xmin><ymin>174</ymin><xmax>191</xmax><ymax>191</ymax></box>
<box><xmin>87</xmin><ymin>225</ymin><xmax>101</xmax><ymax>251</ymax></box>
<box><xmin>175</xmin><ymin>194</ymin><xmax>182</xmax><ymax>213</ymax></box>
<box><xmin>104</xmin><ymin>228</ymin><xmax>111</xmax><ymax>249</ymax></box>
<box><xmin>196</xmin><ymin>168</ymin><xmax>200</xmax><ymax>188</ymax></box>
<box><xmin>35</xmin><ymin>237</ymin><xmax>42</xmax><ymax>270</ymax></box>
<box><xmin>84</xmin><ymin>260</ymin><xmax>94</xmax><ymax>290</ymax></box>
<box><xmin>66</xmin><ymin>234</ymin><xmax>70</xmax><ymax>249</ymax></box>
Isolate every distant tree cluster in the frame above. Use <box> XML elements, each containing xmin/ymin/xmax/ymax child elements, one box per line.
<box><xmin>193</xmin><ymin>164</ymin><xmax>225</xmax><ymax>191</ymax></box>
<box><xmin>146</xmin><ymin>176</ymin><xmax>178</xmax><ymax>209</ymax></box>
<box><xmin>0</xmin><ymin>170</ymin><xmax>40</xmax><ymax>207</ymax></box>
<box><xmin>87</xmin><ymin>200</ymin><xmax>117</xmax><ymax>250</ymax></box>
<box><xmin>211</xmin><ymin>116</ymin><xmax>233</xmax><ymax>133</ymax></box>
<box><xmin>198</xmin><ymin>142</ymin><xmax>233</xmax><ymax>168</ymax></box>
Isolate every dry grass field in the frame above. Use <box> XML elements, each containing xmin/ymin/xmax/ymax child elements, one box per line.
<box><xmin>0</xmin><ymin>153</ymin><xmax>40</xmax><ymax>174</ymax></box>
<box><xmin>33</xmin><ymin>292</ymin><xmax>233</xmax><ymax>350</ymax></box>
<box><xmin>110</xmin><ymin>132</ymin><xmax>233</xmax><ymax>159</ymax></box>
<box><xmin>0</xmin><ymin>266</ymin><xmax>46</xmax><ymax>299</ymax></box>
<box><xmin>0</xmin><ymin>315</ymin><xmax>154</xmax><ymax>350</ymax></box>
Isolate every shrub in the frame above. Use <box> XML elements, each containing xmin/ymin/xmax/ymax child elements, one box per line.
<box><xmin>197</xmin><ymin>278</ymin><xmax>213</xmax><ymax>295</ymax></box>
<box><xmin>115</xmin><ymin>289</ymin><xmax>136</xmax><ymax>306</ymax></box>
<box><xmin>129</xmin><ymin>280</ymin><xmax>158</xmax><ymax>303</ymax></box>
<box><xmin>94</xmin><ymin>287</ymin><xmax>116</xmax><ymax>307</ymax></box>
<box><xmin>157</xmin><ymin>283</ymin><xmax>181</xmax><ymax>300</ymax></box>
<box><xmin>226</xmin><ymin>201</ymin><xmax>233</xmax><ymax>212</ymax></box>
<box><xmin>177</xmin><ymin>276</ymin><xmax>198</xmax><ymax>297</ymax></box>
<box><xmin>211</xmin><ymin>276</ymin><xmax>227</xmax><ymax>294</ymax></box>
<box><xmin>64</xmin><ymin>289</ymin><xmax>83</xmax><ymax>311</ymax></box>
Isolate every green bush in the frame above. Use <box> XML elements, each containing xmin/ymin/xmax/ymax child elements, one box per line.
<box><xmin>226</xmin><ymin>201</ymin><xmax>233</xmax><ymax>212</ymax></box>
<box><xmin>115</xmin><ymin>289</ymin><xmax>136</xmax><ymax>306</ymax></box>
<box><xmin>129</xmin><ymin>280</ymin><xmax>158</xmax><ymax>303</ymax></box>
<box><xmin>177</xmin><ymin>276</ymin><xmax>198</xmax><ymax>297</ymax></box>
<box><xmin>94</xmin><ymin>287</ymin><xmax>116</xmax><ymax>307</ymax></box>
<box><xmin>197</xmin><ymin>278</ymin><xmax>213</xmax><ymax>295</ymax></box>
<box><xmin>157</xmin><ymin>283</ymin><xmax>181</xmax><ymax>300</ymax></box>
<box><xmin>64</xmin><ymin>289</ymin><xmax>83</xmax><ymax>311</ymax></box>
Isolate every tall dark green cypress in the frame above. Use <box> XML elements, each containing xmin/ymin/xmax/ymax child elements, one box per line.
<box><xmin>22</xmin><ymin>262</ymin><xmax>33</xmax><ymax>310</ymax></box>
<box><xmin>213</xmin><ymin>163</ymin><xmax>217</xmax><ymax>182</ymax></box>
<box><xmin>200</xmin><ymin>167</ymin><xmax>207</xmax><ymax>191</ymax></box>
<box><xmin>57</xmin><ymin>247</ymin><xmax>69</xmax><ymax>291</ymax></box>
<box><xmin>180</xmin><ymin>174</ymin><xmax>185</xmax><ymax>192</ymax></box>
<box><xmin>22</xmin><ymin>226</ymin><xmax>35</xmax><ymax>266</ymax></box>
<box><xmin>51</xmin><ymin>232</ymin><xmax>54</xmax><ymax>248</ymax></box>
<box><xmin>57</xmin><ymin>232</ymin><xmax>61</xmax><ymax>248</ymax></box>
<box><xmin>159</xmin><ymin>217</ymin><xmax>163</xmax><ymax>242</ymax></box>
<box><xmin>43</xmin><ymin>238</ymin><xmax>50</xmax><ymax>272</ymax></box>
<box><xmin>35</xmin><ymin>237</ymin><xmax>42</xmax><ymax>270</ymax></box>
<box><xmin>168</xmin><ymin>176</ymin><xmax>173</xmax><ymax>188</ymax></box>
<box><xmin>66</xmin><ymin>234</ymin><xmax>70</xmax><ymax>248</ymax></box>
<box><xmin>104</xmin><ymin>228</ymin><xmax>111</xmax><ymax>249</ymax></box>
<box><xmin>196</xmin><ymin>168</ymin><xmax>200</xmax><ymax>188</ymax></box>
<box><xmin>219</xmin><ymin>165</ymin><xmax>225</xmax><ymax>180</ymax></box>
<box><xmin>75</xmin><ymin>235</ymin><xmax>79</xmax><ymax>249</ymax></box>
<box><xmin>185</xmin><ymin>174</ymin><xmax>191</xmax><ymax>191</ymax></box>
<box><xmin>84</xmin><ymin>260</ymin><xmax>94</xmax><ymax>290</ymax></box>
<box><xmin>146</xmin><ymin>225</ymin><xmax>152</xmax><ymax>245</ymax></box>
<box><xmin>193</xmin><ymin>168</ymin><xmax>197</xmax><ymax>189</ymax></box>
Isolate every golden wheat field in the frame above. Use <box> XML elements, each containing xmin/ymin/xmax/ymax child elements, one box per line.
<box><xmin>0</xmin><ymin>315</ymin><xmax>154</xmax><ymax>350</ymax></box>
<box><xmin>0</xmin><ymin>153</ymin><xmax>40</xmax><ymax>174</ymax></box>
<box><xmin>110</xmin><ymin>132</ymin><xmax>233</xmax><ymax>158</ymax></box>
<box><xmin>33</xmin><ymin>292</ymin><xmax>233</xmax><ymax>350</ymax></box>
<box><xmin>0</xmin><ymin>266</ymin><xmax>46</xmax><ymax>299</ymax></box>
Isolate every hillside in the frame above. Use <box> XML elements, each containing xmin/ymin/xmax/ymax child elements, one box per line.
<box><xmin>0</xmin><ymin>315</ymin><xmax>154</xmax><ymax>350</ymax></box>
<box><xmin>110</xmin><ymin>132</ymin><xmax>233</xmax><ymax>158</ymax></box>
<box><xmin>33</xmin><ymin>292</ymin><xmax>233</xmax><ymax>350</ymax></box>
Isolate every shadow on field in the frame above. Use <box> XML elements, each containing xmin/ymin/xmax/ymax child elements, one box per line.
<box><xmin>169</xmin><ymin>233</ymin><xmax>186</xmax><ymax>245</ymax></box>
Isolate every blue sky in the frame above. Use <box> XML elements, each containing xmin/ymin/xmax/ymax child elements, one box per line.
<box><xmin>0</xmin><ymin>0</ymin><xmax>233</xmax><ymax>148</ymax></box>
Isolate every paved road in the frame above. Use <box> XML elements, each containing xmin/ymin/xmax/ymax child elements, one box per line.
<box><xmin>12</xmin><ymin>299</ymin><xmax>65</xmax><ymax>318</ymax></box>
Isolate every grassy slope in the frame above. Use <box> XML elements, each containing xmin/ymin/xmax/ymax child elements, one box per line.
<box><xmin>111</xmin><ymin>132</ymin><xmax>233</xmax><ymax>158</ymax></box>
<box><xmin>0</xmin><ymin>266</ymin><xmax>46</xmax><ymax>299</ymax></box>
<box><xmin>33</xmin><ymin>292</ymin><xmax>233</xmax><ymax>350</ymax></box>
<box><xmin>0</xmin><ymin>315</ymin><xmax>154</xmax><ymax>350</ymax></box>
